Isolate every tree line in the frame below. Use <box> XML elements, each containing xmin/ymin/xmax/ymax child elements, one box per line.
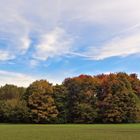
<box><xmin>0</xmin><ymin>72</ymin><xmax>140</xmax><ymax>124</ymax></box>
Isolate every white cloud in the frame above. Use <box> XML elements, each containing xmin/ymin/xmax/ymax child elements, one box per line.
<box><xmin>50</xmin><ymin>0</ymin><xmax>140</xmax><ymax>26</ymax></box>
<box><xmin>83</xmin><ymin>29</ymin><xmax>140</xmax><ymax>60</ymax></box>
<box><xmin>0</xmin><ymin>0</ymin><xmax>140</xmax><ymax>61</ymax></box>
<box><xmin>0</xmin><ymin>50</ymin><xmax>14</xmax><ymax>61</ymax></box>
<box><xmin>34</xmin><ymin>27</ymin><xmax>74</xmax><ymax>60</ymax></box>
<box><xmin>19</xmin><ymin>36</ymin><xmax>31</xmax><ymax>53</ymax></box>
<box><xmin>0</xmin><ymin>70</ymin><xmax>36</xmax><ymax>87</ymax></box>
<box><xmin>29</xmin><ymin>59</ymin><xmax>39</xmax><ymax>68</ymax></box>
<box><xmin>0</xmin><ymin>0</ymin><xmax>30</xmax><ymax>60</ymax></box>
<box><xmin>0</xmin><ymin>70</ymin><xmax>65</xmax><ymax>86</ymax></box>
<box><xmin>2</xmin><ymin>0</ymin><xmax>140</xmax><ymax>86</ymax></box>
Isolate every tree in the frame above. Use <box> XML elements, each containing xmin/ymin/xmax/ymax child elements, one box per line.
<box><xmin>25</xmin><ymin>80</ymin><xmax>58</xmax><ymax>123</ymax></box>
<box><xmin>97</xmin><ymin>74</ymin><xmax>139</xmax><ymax>123</ymax></box>
<box><xmin>63</xmin><ymin>75</ymin><xmax>99</xmax><ymax>123</ymax></box>
<box><xmin>53</xmin><ymin>84</ymin><xmax>68</xmax><ymax>123</ymax></box>
<box><xmin>0</xmin><ymin>84</ymin><xmax>29</xmax><ymax>123</ymax></box>
<box><xmin>129</xmin><ymin>73</ymin><xmax>140</xmax><ymax>98</ymax></box>
<box><xmin>0</xmin><ymin>84</ymin><xmax>26</xmax><ymax>100</ymax></box>
<box><xmin>0</xmin><ymin>72</ymin><xmax>139</xmax><ymax>124</ymax></box>
<box><xmin>0</xmin><ymin>101</ymin><xmax>5</xmax><ymax>122</ymax></box>
<box><xmin>2</xmin><ymin>99</ymin><xmax>30</xmax><ymax>123</ymax></box>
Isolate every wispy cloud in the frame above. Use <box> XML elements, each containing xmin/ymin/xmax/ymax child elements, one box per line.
<box><xmin>0</xmin><ymin>0</ymin><xmax>140</xmax><ymax>87</ymax></box>
<box><xmin>0</xmin><ymin>70</ymin><xmax>36</xmax><ymax>87</ymax></box>
<box><xmin>1</xmin><ymin>0</ymin><xmax>140</xmax><ymax>62</ymax></box>
<box><xmin>0</xmin><ymin>50</ymin><xmax>15</xmax><ymax>61</ymax></box>
<box><xmin>34</xmin><ymin>27</ymin><xmax>74</xmax><ymax>60</ymax></box>
<box><xmin>84</xmin><ymin>34</ymin><xmax>140</xmax><ymax>60</ymax></box>
<box><xmin>82</xmin><ymin>23</ymin><xmax>140</xmax><ymax>60</ymax></box>
<box><xmin>0</xmin><ymin>0</ymin><xmax>140</xmax><ymax>62</ymax></box>
<box><xmin>0</xmin><ymin>70</ymin><xmax>69</xmax><ymax>86</ymax></box>
<box><xmin>29</xmin><ymin>59</ymin><xmax>39</xmax><ymax>68</ymax></box>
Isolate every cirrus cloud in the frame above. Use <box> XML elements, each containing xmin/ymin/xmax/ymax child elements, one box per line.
<box><xmin>34</xmin><ymin>27</ymin><xmax>74</xmax><ymax>60</ymax></box>
<box><xmin>84</xmin><ymin>29</ymin><xmax>140</xmax><ymax>60</ymax></box>
<box><xmin>0</xmin><ymin>70</ymin><xmax>36</xmax><ymax>87</ymax></box>
<box><xmin>0</xmin><ymin>0</ymin><xmax>140</xmax><ymax>87</ymax></box>
<box><xmin>1</xmin><ymin>0</ymin><xmax>140</xmax><ymax>62</ymax></box>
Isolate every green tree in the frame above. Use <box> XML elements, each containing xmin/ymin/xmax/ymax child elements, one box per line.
<box><xmin>2</xmin><ymin>99</ymin><xmax>30</xmax><ymax>123</ymax></box>
<box><xmin>53</xmin><ymin>84</ymin><xmax>68</xmax><ymax>123</ymax></box>
<box><xmin>0</xmin><ymin>101</ymin><xmax>5</xmax><ymax>122</ymax></box>
<box><xmin>25</xmin><ymin>80</ymin><xmax>58</xmax><ymax>123</ymax></box>
<box><xmin>0</xmin><ymin>84</ymin><xmax>25</xmax><ymax>100</ymax></box>
<box><xmin>0</xmin><ymin>84</ymin><xmax>29</xmax><ymax>123</ymax></box>
<box><xmin>129</xmin><ymin>73</ymin><xmax>140</xmax><ymax>98</ymax></box>
<box><xmin>64</xmin><ymin>75</ymin><xmax>99</xmax><ymax>123</ymax></box>
<box><xmin>97</xmin><ymin>74</ymin><xmax>139</xmax><ymax>123</ymax></box>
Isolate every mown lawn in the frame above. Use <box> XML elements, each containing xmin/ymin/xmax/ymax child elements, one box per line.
<box><xmin>0</xmin><ymin>124</ymin><xmax>140</xmax><ymax>140</ymax></box>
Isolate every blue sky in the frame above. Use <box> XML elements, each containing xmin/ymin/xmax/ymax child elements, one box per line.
<box><xmin>0</xmin><ymin>0</ymin><xmax>140</xmax><ymax>86</ymax></box>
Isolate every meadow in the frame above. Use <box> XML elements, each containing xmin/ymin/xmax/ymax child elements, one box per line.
<box><xmin>0</xmin><ymin>124</ymin><xmax>140</xmax><ymax>140</ymax></box>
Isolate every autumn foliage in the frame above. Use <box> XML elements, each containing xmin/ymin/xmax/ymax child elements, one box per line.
<box><xmin>0</xmin><ymin>72</ymin><xmax>140</xmax><ymax>123</ymax></box>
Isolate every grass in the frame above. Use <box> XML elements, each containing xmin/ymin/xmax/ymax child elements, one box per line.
<box><xmin>0</xmin><ymin>124</ymin><xmax>140</xmax><ymax>140</ymax></box>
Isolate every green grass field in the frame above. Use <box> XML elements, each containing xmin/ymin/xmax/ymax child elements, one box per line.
<box><xmin>0</xmin><ymin>124</ymin><xmax>140</xmax><ymax>140</ymax></box>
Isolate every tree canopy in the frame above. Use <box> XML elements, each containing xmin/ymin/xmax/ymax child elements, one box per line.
<box><xmin>0</xmin><ymin>72</ymin><xmax>140</xmax><ymax>123</ymax></box>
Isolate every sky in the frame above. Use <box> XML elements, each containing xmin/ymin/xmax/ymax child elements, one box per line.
<box><xmin>0</xmin><ymin>0</ymin><xmax>140</xmax><ymax>87</ymax></box>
